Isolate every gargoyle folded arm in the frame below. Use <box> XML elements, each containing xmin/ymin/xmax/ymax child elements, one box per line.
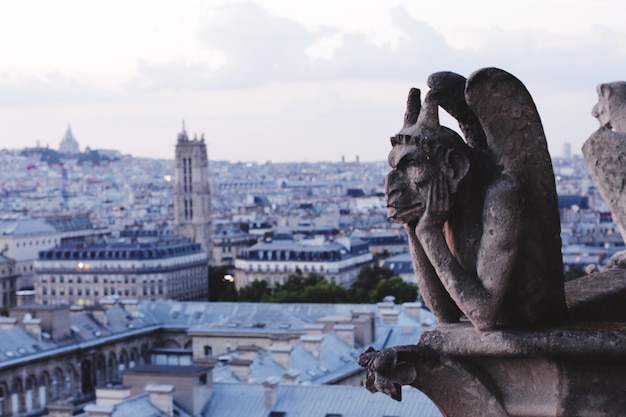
<box><xmin>416</xmin><ymin>172</ymin><xmax>524</xmax><ymax>330</ymax></box>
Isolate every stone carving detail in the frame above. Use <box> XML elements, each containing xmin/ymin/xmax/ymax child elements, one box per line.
<box><xmin>385</xmin><ymin>68</ymin><xmax>568</xmax><ymax>330</ymax></box>
<box><xmin>583</xmin><ymin>82</ymin><xmax>626</xmax><ymax>270</ymax></box>
<box><xmin>357</xmin><ymin>344</ymin><xmax>509</xmax><ymax>416</ymax></box>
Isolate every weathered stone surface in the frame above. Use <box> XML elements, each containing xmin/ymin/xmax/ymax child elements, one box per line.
<box><xmin>360</xmin><ymin>323</ymin><xmax>626</xmax><ymax>416</ymax></box>
<box><xmin>385</xmin><ymin>67</ymin><xmax>567</xmax><ymax>330</ymax></box>
<box><xmin>582</xmin><ymin>82</ymin><xmax>626</xmax><ymax>268</ymax></box>
<box><xmin>566</xmin><ymin>269</ymin><xmax>626</xmax><ymax>321</ymax></box>
<box><xmin>362</xmin><ymin>68</ymin><xmax>626</xmax><ymax>417</ymax></box>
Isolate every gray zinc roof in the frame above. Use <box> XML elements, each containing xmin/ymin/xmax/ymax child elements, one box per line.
<box><xmin>0</xmin><ymin>217</ymin><xmax>57</xmax><ymax>236</ymax></box>
<box><xmin>204</xmin><ymin>383</ymin><xmax>442</xmax><ymax>417</ymax></box>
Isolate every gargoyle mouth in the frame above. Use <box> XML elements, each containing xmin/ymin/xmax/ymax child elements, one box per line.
<box><xmin>387</xmin><ymin>203</ymin><xmax>423</xmax><ymax>221</ymax></box>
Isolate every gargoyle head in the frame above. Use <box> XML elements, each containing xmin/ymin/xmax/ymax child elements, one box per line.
<box><xmin>385</xmin><ymin>90</ymin><xmax>470</xmax><ymax>224</ymax></box>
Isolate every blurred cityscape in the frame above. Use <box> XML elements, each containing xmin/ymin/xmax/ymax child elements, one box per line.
<box><xmin>0</xmin><ymin>126</ymin><xmax>621</xmax><ymax>417</ymax></box>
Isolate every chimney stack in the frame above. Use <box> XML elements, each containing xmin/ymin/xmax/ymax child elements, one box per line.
<box><xmin>304</xmin><ymin>323</ymin><xmax>324</xmax><ymax>336</ymax></box>
<box><xmin>0</xmin><ymin>316</ymin><xmax>17</xmax><ymax>330</ymax></box>
<box><xmin>146</xmin><ymin>384</ymin><xmax>175</xmax><ymax>417</ymax></box>
<box><xmin>83</xmin><ymin>405</ymin><xmax>114</xmax><ymax>417</ymax></box>
<box><xmin>23</xmin><ymin>315</ymin><xmax>42</xmax><ymax>341</ymax></box>
<box><xmin>263</xmin><ymin>377</ymin><xmax>281</xmax><ymax>409</ymax></box>
<box><xmin>381</xmin><ymin>309</ymin><xmax>399</xmax><ymax>326</ymax></box>
<box><xmin>15</xmin><ymin>290</ymin><xmax>35</xmax><ymax>306</ymax></box>
<box><xmin>377</xmin><ymin>301</ymin><xmax>395</xmax><ymax>313</ymax></box>
<box><xmin>230</xmin><ymin>358</ymin><xmax>252</xmax><ymax>382</ymax></box>
<box><xmin>95</xmin><ymin>385</ymin><xmax>131</xmax><ymax>407</ymax></box>
<box><xmin>121</xmin><ymin>299</ymin><xmax>139</xmax><ymax>315</ymax></box>
<box><xmin>283</xmin><ymin>369</ymin><xmax>300</xmax><ymax>384</ymax></box>
<box><xmin>403</xmin><ymin>301</ymin><xmax>422</xmax><ymax>322</ymax></box>
<box><xmin>238</xmin><ymin>345</ymin><xmax>259</xmax><ymax>361</ymax></box>
<box><xmin>269</xmin><ymin>345</ymin><xmax>292</xmax><ymax>369</ymax></box>
<box><xmin>47</xmin><ymin>402</ymin><xmax>74</xmax><ymax>417</ymax></box>
<box><xmin>301</xmin><ymin>335</ymin><xmax>323</xmax><ymax>359</ymax></box>
<box><xmin>334</xmin><ymin>324</ymin><xmax>355</xmax><ymax>348</ymax></box>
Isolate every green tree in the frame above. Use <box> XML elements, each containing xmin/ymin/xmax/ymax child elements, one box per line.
<box><xmin>208</xmin><ymin>265</ymin><xmax>230</xmax><ymax>301</ymax></box>
<box><xmin>371</xmin><ymin>276</ymin><xmax>418</xmax><ymax>304</ymax></box>
<box><xmin>347</xmin><ymin>264</ymin><xmax>396</xmax><ymax>303</ymax></box>
<box><xmin>265</xmin><ymin>273</ymin><xmax>348</xmax><ymax>303</ymax></box>
<box><xmin>264</xmin><ymin>272</ymin><xmax>325</xmax><ymax>302</ymax></box>
<box><xmin>237</xmin><ymin>280</ymin><xmax>272</xmax><ymax>302</ymax></box>
<box><xmin>300</xmin><ymin>279</ymin><xmax>348</xmax><ymax>303</ymax></box>
<box><xmin>218</xmin><ymin>281</ymin><xmax>238</xmax><ymax>301</ymax></box>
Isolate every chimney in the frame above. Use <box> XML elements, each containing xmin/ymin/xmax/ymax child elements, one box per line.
<box><xmin>403</xmin><ymin>301</ymin><xmax>422</xmax><ymax>322</ymax></box>
<box><xmin>230</xmin><ymin>358</ymin><xmax>252</xmax><ymax>382</ymax></box>
<box><xmin>269</xmin><ymin>345</ymin><xmax>292</xmax><ymax>369</ymax></box>
<box><xmin>95</xmin><ymin>385</ymin><xmax>131</xmax><ymax>407</ymax></box>
<box><xmin>23</xmin><ymin>315</ymin><xmax>42</xmax><ymax>341</ymax></box>
<box><xmin>47</xmin><ymin>402</ymin><xmax>74</xmax><ymax>417</ymax></box>
<box><xmin>304</xmin><ymin>323</ymin><xmax>324</xmax><ymax>336</ymax></box>
<box><xmin>238</xmin><ymin>345</ymin><xmax>259</xmax><ymax>361</ymax></box>
<box><xmin>301</xmin><ymin>335</ymin><xmax>323</xmax><ymax>359</ymax></box>
<box><xmin>351</xmin><ymin>310</ymin><xmax>376</xmax><ymax>346</ymax></box>
<box><xmin>146</xmin><ymin>384</ymin><xmax>175</xmax><ymax>417</ymax></box>
<box><xmin>15</xmin><ymin>290</ymin><xmax>35</xmax><ymax>306</ymax></box>
<box><xmin>381</xmin><ymin>309</ymin><xmax>399</xmax><ymax>326</ymax></box>
<box><xmin>100</xmin><ymin>297</ymin><xmax>118</xmax><ymax>308</ymax></box>
<box><xmin>377</xmin><ymin>301</ymin><xmax>395</xmax><ymax>313</ymax></box>
<box><xmin>334</xmin><ymin>324</ymin><xmax>355</xmax><ymax>348</ymax></box>
<box><xmin>0</xmin><ymin>316</ymin><xmax>17</xmax><ymax>330</ymax></box>
<box><xmin>270</xmin><ymin>334</ymin><xmax>291</xmax><ymax>346</ymax></box>
<box><xmin>283</xmin><ymin>369</ymin><xmax>300</xmax><ymax>384</ymax></box>
<box><xmin>263</xmin><ymin>377</ymin><xmax>281</xmax><ymax>409</ymax></box>
<box><xmin>83</xmin><ymin>404</ymin><xmax>114</xmax><ymax>417</ymax></box>
<box><xmin>70</xmin><ymin>305</ymin><xmax>85</xmax><ymax>316</ymax></box>
<box><xmin>91</xmin><ymin>308</ymin><xmax>108</xmax><ymax>326</ymax></box>
<box><xmin>120</xmin><ymin>299</ymin><xmax>139</xmax><ymax>315</ymax></box>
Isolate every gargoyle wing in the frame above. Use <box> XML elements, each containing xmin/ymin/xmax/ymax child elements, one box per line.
<box><xmin>426</xmin><ymin>71</ymin><xmax>487</xmax><ymax>151</ymax></box>
<box><xmin>464</xmin><ymin>67</ymin><xmax>566</xmax><ymax>311</ymax></box>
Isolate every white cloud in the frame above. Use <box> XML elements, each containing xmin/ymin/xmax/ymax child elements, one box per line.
<box><xmin>1</xmin><ymin>0</ymin><xmax>626</xmax><ymax>161</ymax></box>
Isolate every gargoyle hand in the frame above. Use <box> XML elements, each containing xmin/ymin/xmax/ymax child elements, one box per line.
<box><xmin>357</xmin><ymin>347</ymin><xmax>418</xmax><ymax>401</ymax></box>
<box><xmin>417</xmin><ymin>172</ymin><xmax>450</xmax><ymax>233</ymax></box>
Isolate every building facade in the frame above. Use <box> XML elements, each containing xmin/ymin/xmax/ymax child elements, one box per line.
<box><xmin>173</xmin><ymin>126</ymin><xmax>212</xmax><ymax>262</ymax></box>
<box><xmin>233</xmin><ymin>237</ymin><xmax>373</xmax><ymax>290</ymax></box>
<box><xmin>33</xmin><ymin>238</ymin><xmax>208</xmax><ymax>305</ymax></box>
<box><xmin>0</xmin><ymin>254</ymin><xmax>17</xmax><ymax>308</ymax></box>
<box><xmin>0</xmin><ymin>216</ymin><xmax>63</xmax><ymax>291</ymax></box>
<box><xmin>211</xmin><ymin>224</ymin><xmax>251</xmax><ymax>267</ymax></box>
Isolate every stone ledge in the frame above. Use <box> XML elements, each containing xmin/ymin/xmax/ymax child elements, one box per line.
<box><xmin>420</xmin><ymin>321</ymin><xmax>626</xmax><ymax>358</ymax></box>
<box><xmin>565</xmin><ymin>269</ymin><xmax>626</xmax><ymax>321</ymax></box>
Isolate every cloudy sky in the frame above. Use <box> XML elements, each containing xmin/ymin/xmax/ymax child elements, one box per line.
<box><xmin>1</xmin><ymin>0</ymin><xmax>625</xmax><ymax>162</ymax></box>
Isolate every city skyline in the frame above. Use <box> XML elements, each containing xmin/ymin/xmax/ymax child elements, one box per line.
<box><xmin>1</xmin><ymin>0</ymin><xmax>625</xmax><ymax>162</ymax></box>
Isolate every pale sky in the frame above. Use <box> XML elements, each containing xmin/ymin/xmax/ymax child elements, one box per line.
<box><xmin>1</xmin><ymin>0</ymin><xmax>625</xmax><ymax>162</ymax></box>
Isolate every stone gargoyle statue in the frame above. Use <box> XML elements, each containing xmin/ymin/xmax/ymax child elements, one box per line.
<box><xmin>385</xmin><ymin>67</ymin><xmax>569</xmax><ymax>331</ymax></box>
<box><xmin>583</xmin><ymin>81</ymin><xmax>626</xmax><ymax>270</ymax></box>
<box><xmin>359</xmin><ymin>69</ymin><xmax>626</xmax><ymax>417</ymax></box>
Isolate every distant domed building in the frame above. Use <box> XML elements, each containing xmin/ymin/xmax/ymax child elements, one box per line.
<box><xmin>59</xmin><ymin>124</ymin><xmax>80</xmax><ymax>154</ymax></box>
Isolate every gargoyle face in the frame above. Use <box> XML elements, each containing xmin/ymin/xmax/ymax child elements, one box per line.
<box><xmin>592</xmin><ymin>84</ymin><xmax>612</xmax><ymax>129</ymax></box>
<box><xmin>385</xmin><ymin>145</ymin><xmax>433</xmax><ymax>224</ymax></box>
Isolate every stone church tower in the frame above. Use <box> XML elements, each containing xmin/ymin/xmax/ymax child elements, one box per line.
<box><xmin>173</xmin><ymin>124</ymin><xmax>212</xmax><ymax>262</ymax></box>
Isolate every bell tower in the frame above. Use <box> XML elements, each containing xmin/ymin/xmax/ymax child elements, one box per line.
<box><xmin>173</xmin><ymin>122</ymin><xmax>212</xmax><ymax>262</ymax></box>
